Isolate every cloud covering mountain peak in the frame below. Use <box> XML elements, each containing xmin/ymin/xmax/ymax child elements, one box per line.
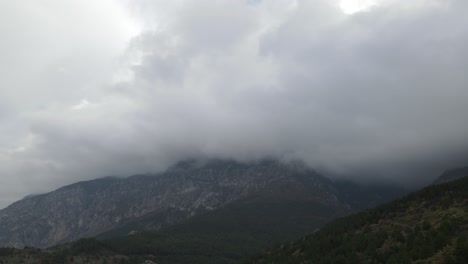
<box><xmin>1</xmin><ymin>0</ymin><xmax>468</xmax><ymax>207</ymax></box>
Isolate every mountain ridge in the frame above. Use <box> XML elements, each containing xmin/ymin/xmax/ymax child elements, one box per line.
<box><xmin>0</xmin><ymin>165</ymin><xmax>463</xmax><ymax>264</ymax></box>
<box><xmin>0</xmin><ymin>159</ymin><xmax>353</xmax><ymax>248</ymax></box>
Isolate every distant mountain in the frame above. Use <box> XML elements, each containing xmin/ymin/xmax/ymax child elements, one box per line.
<box><xmin>0</xmin><ymin>159</ymin><xmax>406</xmax><ymax>250</ymax></box>
<box><xmin>0</xmin><ymin>159</ymin><xmax>407</xmax><ymax>264</ymax></box>
<box><xmin>433</xmin><ymin>166</ymin><xmax>468</xmax><ymax>184</ymax></box>
<box><xmin>245</xmin><ymin>176</ymin><xmax>468</xmax><ymax>264</ymax></box>
<box><xmin>0</xmin><ymin>159</ymin><xmax>356</xmax><ymax>248</ymax></box>
<box><xmin>333</xmin><ymin>180</ymin><xmax>408</xmax><ymax>211</ymax></box>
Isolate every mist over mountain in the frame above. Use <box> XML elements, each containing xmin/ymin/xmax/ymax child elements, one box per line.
<box><xmin>1</xmin><ymin>1</ymin><xmax>467</xmax><ymax>263</ymax></box>
<box><xmin>433</xmin><ymin>166</ymin><xmax>468</xmax><ymax>185</ymax></box>
<box><xmin>2</xmin><ymin>0</ymin><xmax>468</xmax><ymax>208</ymax></box>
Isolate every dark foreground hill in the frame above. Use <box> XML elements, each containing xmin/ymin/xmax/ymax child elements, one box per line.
<box><xmin>245</xmin><ymin>176</ymin><xmax>468</xmax><ymax>264</ymax></box>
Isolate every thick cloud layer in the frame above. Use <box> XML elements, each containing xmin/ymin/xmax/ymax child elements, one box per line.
<box><xmin>1</xmin><ymin>0</ymin><xmax>468</xmax><ymax>207</ymax></box>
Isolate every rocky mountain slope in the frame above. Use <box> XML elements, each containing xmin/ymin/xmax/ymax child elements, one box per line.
<box><xmin>246</xmin><ymin>176</ymin><xmax>468</xmax><ymax>264</ymax></box>
<box><xmin>0</xmin><ymin>160</ymin><xmax>334</xmax><ymax>248</ymax></box>
<box><xmin>0</xmin><ymin>159</ymin><xmax>405</xmax><ymax>249</ymax></box>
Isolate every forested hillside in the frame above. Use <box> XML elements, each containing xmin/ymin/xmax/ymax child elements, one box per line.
<box><xmin>246</xmin><ymin>176</ymin><xmax>468</xmax><ymax>264</ymax></box>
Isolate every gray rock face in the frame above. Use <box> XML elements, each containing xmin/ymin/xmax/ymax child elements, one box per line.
<box><xmin>0</xmin><ymin>159</ymin><xmax>341</xmax><ymax>248</ymax></box>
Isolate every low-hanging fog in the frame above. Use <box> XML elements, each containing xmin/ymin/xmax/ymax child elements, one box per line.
<box><xmin>1</xmin><ymin>0</ymin><xmax>468</xmax><ymax>208</ymax></box>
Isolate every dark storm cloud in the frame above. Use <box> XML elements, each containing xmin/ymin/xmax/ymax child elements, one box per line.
<box><xmin>1</xmin><ymin>0</ymin><xmax>468</xmax><ymax>207</ymax></box>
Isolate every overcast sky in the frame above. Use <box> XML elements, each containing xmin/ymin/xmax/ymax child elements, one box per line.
<box><xmin>1</xmin><ymin>0</ymin><xmax>468</xmax><ymax>208</ymax></box>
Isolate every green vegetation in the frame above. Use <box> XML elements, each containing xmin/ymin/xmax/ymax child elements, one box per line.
<box><xmin>245</xmin><ymin>177</ymin><xmax>468</xmax><ymax>264</ymax></box>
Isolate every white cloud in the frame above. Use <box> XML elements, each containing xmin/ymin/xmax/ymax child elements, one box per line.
<box><xmin>71</xmin><ymin>99</ymin><xmax>91</xmax><ymax>111</ymax></box>
<box><xmin>339</xmin><ymin>0</ymin><xmax>378</xmax><ymax>14</ymax></box>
